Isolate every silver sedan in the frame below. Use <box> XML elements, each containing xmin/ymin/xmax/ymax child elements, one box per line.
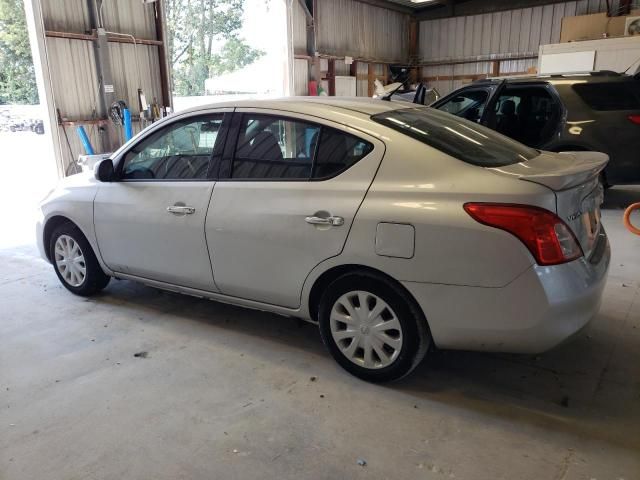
<box><xmin>36</xmin><ymin>98</ymin><xmax>610</xmax><ymax>382</ymax></box>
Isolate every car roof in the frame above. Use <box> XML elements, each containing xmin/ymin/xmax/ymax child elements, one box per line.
<box><xmin>472</xmin><ymin>71</ymin><xmax>634</xmax><ymax>86</ymax></box>
<box><xmin>175</xmin><ymin>97</ymin><xmax>415</xmax><ymax>118</ymax></box>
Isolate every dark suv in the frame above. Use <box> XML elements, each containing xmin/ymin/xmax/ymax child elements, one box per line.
<box><xmin>431</xmin><ymin>72</ymin><xmax>640</xmax><ymax>186</ymax></box>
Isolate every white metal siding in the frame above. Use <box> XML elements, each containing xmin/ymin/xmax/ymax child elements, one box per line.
<box><xmin>39</xmin><ymin>0</ymin><xmax>163</xmax><ymax>174</ymax></box>
<box><xmin>291</xmin><ymin>0</ymin><xmax>308</xmax><ymax>53</ymax></box>
<box><xmin>419</xmin><ymin>0</ymin><xmax>617</xmax><ymax>95</ymax></box>
<box><xmin>293</xmin><ymin>58</ymin><xmax>309</xmax><ymax>95</ymax></box>
<box><xmin>42</xmin><ymin>0</ymin><xmax>156</xmax><ymax>38</ymax></box>
<box><xmin>316</xmin><ymin>0</ymin><xmax>409</xmax><ymax>62</ymax></box>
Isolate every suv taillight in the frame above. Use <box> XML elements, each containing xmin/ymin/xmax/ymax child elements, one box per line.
<box><xmin>628</xmin><ymin>114</ymin><xmax>640</xmax><ymax>125</ymax></box>
<box><xmin>464</xmin><ymin>203</ymin><xmax>583</xmax><ymax>266</ymax></box>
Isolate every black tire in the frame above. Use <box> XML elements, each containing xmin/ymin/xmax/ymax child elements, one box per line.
<box><xmin>318</xmin><ymin>271</ymin><xmax>431</xmax><ymax>382</ymax></box>
<box><xmin>49</xmin><ymin>222</ymin><xmax>110</xmax><ymax>296</ymax></box>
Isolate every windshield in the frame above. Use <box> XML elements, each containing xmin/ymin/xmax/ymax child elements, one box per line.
<box><xmin>371</xmin><ymin>107</ymin><xmax>539</xmax><ymax>167</ymax></box>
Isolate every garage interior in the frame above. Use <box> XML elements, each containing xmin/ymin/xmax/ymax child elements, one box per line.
<box><xmin>2</xmin><ymin>0</ymin><xmax>640</xmax><ymax>478</ymax></box>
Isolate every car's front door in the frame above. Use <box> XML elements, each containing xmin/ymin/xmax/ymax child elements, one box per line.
<box><xmin>432</xmin><ymin>87</ymin><xmax>493</xmax><ymax>123</ymax></box>
<box><xmin>205</xmin><ymin>109</ymin><xmax>384</xmax><ymax>308</ymax></box>
<box><xmin>94</xmin><ymin>110</ymin><xmax>231</xmax><ymax>291</ymax></box>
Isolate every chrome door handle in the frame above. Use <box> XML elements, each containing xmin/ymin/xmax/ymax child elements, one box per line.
<box><xmin>305</xmin><ymin>215</ymin><xmax>344</xmax><ymax>226</ymax></box>
<box><xmin>167</xmin><ymin>205</ymin><xmax>196</xmax><ymax>215</ymax></box>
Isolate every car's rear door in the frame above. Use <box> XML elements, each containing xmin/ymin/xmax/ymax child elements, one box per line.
<box><xmin>205</xmin><ymin>109</ymin><xmax>384</xmax><ymax>308</ymax></box>
<box><xmin>481</xmin><ymin>82</ymin><xmax>562</xmax><ymax>147</ymax></box>
<box><xmin>94</xmin><ymin>109</ymin><xmax>232</xmax><ymax>291</ymax></box>
<box><xmin>567</xmin><ymin>78</ymin><xmax>640</xmax><ymax>184</ymax></box>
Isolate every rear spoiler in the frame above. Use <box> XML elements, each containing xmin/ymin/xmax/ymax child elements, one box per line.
<box><xmin>489</xmin><ymin>151</ymin><xmax>609</xmax><ymax>191</ymax></box>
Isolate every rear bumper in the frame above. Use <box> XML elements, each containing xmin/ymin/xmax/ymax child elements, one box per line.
<box><xmin>403</xmin><ymin>229</ymin><xmax>610</xmax><ymax>354</ymax></box>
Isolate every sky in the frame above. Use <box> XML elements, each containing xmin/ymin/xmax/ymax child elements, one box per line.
<box><xmin>174</xmin><ymin>0</ymin><xmax>291</xmax><ymax>110</ymax></box>
<box><xmin>205</xmin><ymin>0</ymin><xmax>290</xmax><ymax>96</ymax></box>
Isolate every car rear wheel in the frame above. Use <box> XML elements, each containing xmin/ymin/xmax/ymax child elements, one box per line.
<box><xmin>318</xmin><ymin>272</ymin><xmax>430</xmax><ymax>382</ymax></box>
<box><xmin>50</xmin><ymin>223</ymin><xmax>110</xmax><ymax>296</ymax></box>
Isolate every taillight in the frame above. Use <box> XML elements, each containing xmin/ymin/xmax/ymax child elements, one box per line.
<box><xmin>628</xmin><ymin>114</ymin><xmax>640</xmax><ymax>125</ymax></box>
<box><xmin>464</xmin><ymin>203</ymin><xmax>583</xmax><ymax>266</ymax></box>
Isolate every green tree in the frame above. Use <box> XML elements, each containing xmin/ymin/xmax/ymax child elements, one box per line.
<box><xmin>166</xmin><ymin>0</ymin><xmax>264</xmax><ymax>96</ymax></box>
<box><xmin>0</xmin><ymin>0</ymin><xmax>38</xmax><ymax>104</ymax></box>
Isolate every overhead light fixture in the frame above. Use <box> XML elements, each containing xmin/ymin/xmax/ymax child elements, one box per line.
<box><xmin>410</xmin><ymin>0</ymin><xmax>436</xmax><ymax>3</ymax></box>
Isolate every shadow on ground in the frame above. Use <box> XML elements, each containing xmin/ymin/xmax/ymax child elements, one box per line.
<box><xmin>86</xmin><ymin>269</ymin><xmax>640</xmax><ymax>455</ymax></box>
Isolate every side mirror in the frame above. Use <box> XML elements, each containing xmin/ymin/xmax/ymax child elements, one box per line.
<box><xmin>95</xmin><ymin>159</ymin><xmax>115</xmax><ymax>182</ymax></box>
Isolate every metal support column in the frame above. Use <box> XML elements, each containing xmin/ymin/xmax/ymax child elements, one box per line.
<box><xmin>87</xmin><ymin>0</ymin><xmax>116</xmax><ymax>151</ymax></box>
<box><xmin>298</xmin><ymin>0</ymin><xmax>319</xmax><ymax>84</ymax></box>
<box><xmin>23</xmin><ymin>0</ymin><xmax>65</xmax><ymax>179</ymax></box>
<box><xmin>408</xmin><ymin>16</ymin><xmax>419</xmax><ymax>85</ymax></box>
<box><xmin>154</xmin><ymin>0</ymin><xmax>172</xmax><ymax>109</ymax></box>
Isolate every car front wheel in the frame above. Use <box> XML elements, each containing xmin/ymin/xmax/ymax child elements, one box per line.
<box><xmin>50</xmin><ymin>223</ymin><xmax>110</xmax><ymax>296</ymax></box>
<box><xmin>318</xmin><ymin>272</ymin><xmax>430</xmax><ymax>382</ymax></box>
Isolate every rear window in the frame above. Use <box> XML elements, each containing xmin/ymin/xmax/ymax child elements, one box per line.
<box><xmin>573</xmin><ymin>81</ymin><xmax>640</xmax><ymax>111</ymax></box>
<box><xmin>371</xmin><ymin>107</ymin><xmax>539</xmax><ymax>167</ymax></box>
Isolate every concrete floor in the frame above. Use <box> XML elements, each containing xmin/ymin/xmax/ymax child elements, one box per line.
<box><xmin>1</xmin><ymin>186</ymin><xmax>639</xmax><ymax>480</ymax></box>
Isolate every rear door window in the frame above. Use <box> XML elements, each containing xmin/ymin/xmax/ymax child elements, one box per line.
<box><xmin>573</xmin><ymin>81</ymin><xmax>640</xmax><ymax>111</ymax></box>
<box><xmin>491</xmin><ymin>86</ymin><xmax>560</xmax><ymax>146</ymax></box>
<box><xmin>313</xmin><ymin>128</ymin><xmax>373</xmax><ymax>179</ymax></box>
<box><xmin>232</xmin><ymin>115</ymin><xmax>320</xmax><ymax>179</ymax></box>
<box><xmin>230</xmin><ymin>114</ymin><xmax>373</xmax><ymax>180</ymax></box>
<box><xmin>372</xmin><ymin>107</ymin><xmax>538</xmax><ymax>168</ymax></box>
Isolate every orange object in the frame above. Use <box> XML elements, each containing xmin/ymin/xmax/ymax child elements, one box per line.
<box><xmin>623</xmin><ymin>202</ymin><xmax>640</xmax><ymax>235</ymax></box>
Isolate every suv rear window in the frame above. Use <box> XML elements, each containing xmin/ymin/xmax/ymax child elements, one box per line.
<box><xmin>573</xmin><ymin>81</ymin><xmax>640</xmax><ymax>111</ymax></box>
<box><xmin>371</xmin><ymin>107</ymin><xmax>539</xmax><ymax>167</ymax></box>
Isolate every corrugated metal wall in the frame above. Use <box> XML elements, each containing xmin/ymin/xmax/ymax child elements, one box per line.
<box><xmin>419</xmin><ymin>0</ymin><xmax>617</xmax><ymax>95</ymax></box>
<box><xmin>291</xmin><ymin>0</ymin><xmax>309</xmax><ymax>95</ymax></box>
<box><xmin>290</xmin><ymin>0</ymin><xmax>399</xmax><ymax>97</ymax></box>
<box><xmin>293</xmin><ymin>58</ymin><xmax>309</xmax><ymax>95</ymax></box>
<box><xmin>42</xmin><ymin>0</ymin><xmax>157</xmax><ymax>40</ymax></box>
<box><xmin>291</xmin><ymin>0</ymin><xmax>308</xmax><ymax>54</ymax></box>
<box><xmin>316</xmin><ymin>0</ymin><xmax>409</xmax><ymax>62</ymax></box>
<box><xmin>40</xmin><ymin>0</ymin><xmax>164</xmax><ymax>174</ymax></box>
<box><xmin>291</xmin><ymin>0</ymin><xmax>626</xmax><ymax>99</ymax></box>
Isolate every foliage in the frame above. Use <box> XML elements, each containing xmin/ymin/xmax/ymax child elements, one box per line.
<box><xmin>0</xmin><ymin>0</ymin><xmax>38</xmax><ymax>104</ymax></box>
<box><xmin>165</xmin><ymin>0</ymin><xmax>265</xmax><ymax>96</ymax></box>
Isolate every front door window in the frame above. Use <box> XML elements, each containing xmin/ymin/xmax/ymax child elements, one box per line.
<box><xmin>437</xmin><ymin>89</ymin><xmax>489</xmax><ymax>123</ymax></box>
<box><xmin>122</xmin><ymin>115</ymin><xmax>224</xmax><ymax>180</ymax></box>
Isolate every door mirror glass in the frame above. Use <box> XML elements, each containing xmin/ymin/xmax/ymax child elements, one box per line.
<box><xmin>424</xmin><ymin>87</ymin><xmax>440</xmax><ymax>106</ymax></box>
<box><xmin>95</xmin><ymin>158</ymin><xmax>114</xmax><ymax>182</ymax></box>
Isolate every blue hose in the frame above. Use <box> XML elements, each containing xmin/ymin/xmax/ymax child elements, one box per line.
<box><xmin>76</xmin><ymin>126</ymin><xmax>94</xmax><ymax>155</ymax></box>
<box><xmin>123</xmin><ymin>108</ymin><xmax>133</xmax><ymax>141</ymax></box>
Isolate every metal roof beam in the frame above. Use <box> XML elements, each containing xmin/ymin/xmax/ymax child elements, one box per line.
<box><xmin>415</xmin><ymin>0</ymin><xmax>588</xmax><ymax>21</ymax></box>
<box><xmin>352</xmin><ymin>0</ymin><xmax>414</xmax><ymax>15</ymax></box>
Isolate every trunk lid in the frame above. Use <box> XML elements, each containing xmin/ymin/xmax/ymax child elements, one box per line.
<box><xmin>489</xmin><ymin>151</ymin><xmax>608</xmax><ymax>258</ymax></box>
